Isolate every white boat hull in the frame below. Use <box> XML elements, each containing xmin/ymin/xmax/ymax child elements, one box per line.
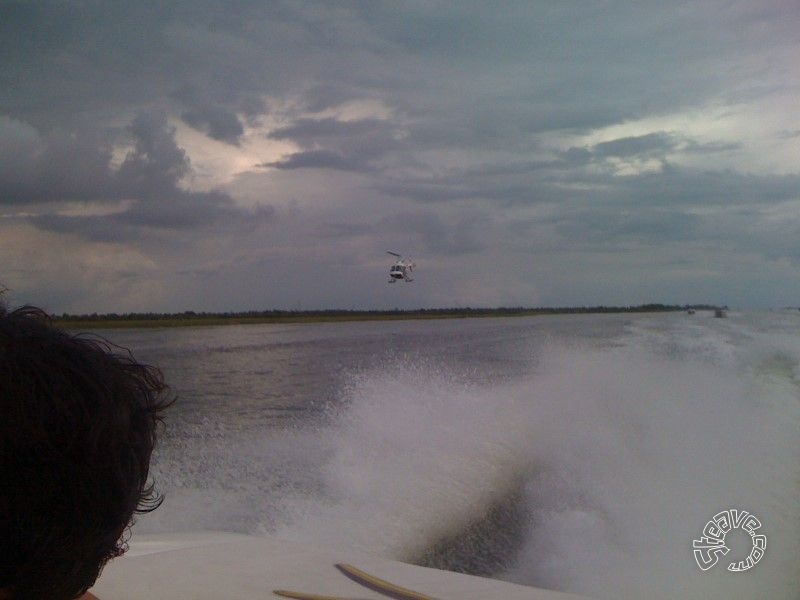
<box><xmin>92</xmin><ymin>531</ymin><xmax>589</xmax><ymax>600</ymax></box>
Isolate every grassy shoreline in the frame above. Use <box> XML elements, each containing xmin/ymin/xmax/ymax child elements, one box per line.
<box><xmin>53</xmin><ymin>304</ymin><xmax>721</xmax><ymax>329</ymax></box>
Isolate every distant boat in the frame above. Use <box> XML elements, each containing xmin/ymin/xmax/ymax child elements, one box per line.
<box><xmin>714</xmin><ymin>308</ymin><xmax>726</xmax><ymax>318</ymax></box>
<box><xmin>687</xmin><ymin>309</ymin><xmax>696</xmax><ymax>315</ymax></box>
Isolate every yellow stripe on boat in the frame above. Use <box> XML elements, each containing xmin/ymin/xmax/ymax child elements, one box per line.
<box><xmin>273</xmin><ymin>589</ymin><xmax>357</xmax><ymax>600</ymax></box>
<box><xmin>335</xmin><ymin>563</ymin><xmax>439</xmax><ymax>600</ymax></box>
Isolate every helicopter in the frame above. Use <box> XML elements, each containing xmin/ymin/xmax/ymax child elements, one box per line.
<box><xmin>386</xmin><ymin>251</ymin><xmax>415</xmax><ymax>283</ymax></box>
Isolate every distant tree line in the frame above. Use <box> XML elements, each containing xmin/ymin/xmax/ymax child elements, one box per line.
<box><xmin>54</xmin><ymin>304</ymin><xmax>725</xmax><ymax>323</ymax></box>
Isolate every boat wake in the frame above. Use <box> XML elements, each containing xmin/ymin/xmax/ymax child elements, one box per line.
<box><xmin>142</xmin><ymin>314</ymin><xmax>800</xmax><ymax>599</ymax></box>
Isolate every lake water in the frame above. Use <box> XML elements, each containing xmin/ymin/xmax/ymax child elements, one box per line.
<box><xmin>101</xmin><ymin>311</ymin><xmax>799</xmax><ymax>599</ymax></box>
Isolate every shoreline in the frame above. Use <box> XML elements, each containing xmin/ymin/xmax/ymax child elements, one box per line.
<box><xmin>53</xmin><ymin>304</ymin><xmax>721</xmax><ymax>329</ymax></box>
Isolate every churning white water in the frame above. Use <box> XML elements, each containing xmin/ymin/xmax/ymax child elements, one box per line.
<box><xmin>118</xmin><ymin>312</ymin><xmax>798</xmax><ymax>599</ymax></box>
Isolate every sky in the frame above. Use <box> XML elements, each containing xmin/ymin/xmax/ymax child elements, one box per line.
<box><xmin>1</xmin><ymin>1</ymin><xmax>799</xmax><ymax>313</ymax></box>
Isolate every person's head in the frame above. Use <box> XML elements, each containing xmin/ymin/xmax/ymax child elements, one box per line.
<box><xmin>0</xmin><ymin>305</ymin><xmax>172</xmax><ymax>600</ymax></box>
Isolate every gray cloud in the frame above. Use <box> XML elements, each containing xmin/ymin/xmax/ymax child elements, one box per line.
<box><xmin>593</xmin><ymin>133</ymin><xmax>677</xmax><ymax>158</ymax></box>
<box><xmin>0</xmin><ymin>112</ymin><xmax>195</xmax><ymax>206</ymax></box>
<box><xmin>0</xmin><ymin>125</ymin><xmax>116</xmax><ymax>204</ymax></box>
<box><xmin>378</xmin><ymin>210</ymin><xmax>488</xmax><ymax>256</ymax></box>
<box><xmin>32</xmin><ymin>195</ymin><xmax>273</xmax><ymax>243</ymax></box>
<box><xmin>117</xmin><ymin>112</ymin><xmax>192</xmax><ymax>198</ymax></box>
<box><xmin>551</xmin><ymin>208</ymin><xmax>699</xmax><ymax>248</ymax></box>
<box><xmin>263</xmin><ymin>150</ymin><xmax>365</xmax><ymax>172</ymax></box>
<box><xmin>611</xmin><ymin>167</ymin><xmax>800</xmax><ymax>208</ymax></box>
<box><xmin>268</xmin><ymin>117</ymin><xmax>394</xmax><ymax>143</ymax></box>
<box><xmin>3</xmin><ymin>110</ymin><xmax>273</xmax><ymax>243</ymax></box>
<box><xmin>263</xmin><ymin>117</ymin><xmax>405</xmax><ymax>173</ymax></box>
<box><xmin>181</xmin><ymin>107</ymin><xmax>244</xmax><ymax>145</ymax></box>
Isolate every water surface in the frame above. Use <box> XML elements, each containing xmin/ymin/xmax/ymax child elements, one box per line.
<box><xmin>102</xmin><ymin>312</ymin><xmax>799</xmax><ymax>599</ymax></box>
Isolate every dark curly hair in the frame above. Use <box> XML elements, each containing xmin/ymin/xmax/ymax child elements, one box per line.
<box><xmin>0</xmin><ymin>306</ymin><xmax>172</xmax><ymax>600</ymax></box>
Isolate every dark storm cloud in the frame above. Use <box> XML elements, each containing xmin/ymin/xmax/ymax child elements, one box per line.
<box><xmin>378</xmin><ymin>178</ymin><xmax>546</xmax><ymax>204</ymax></box>
<box><xmin>3</xmin><ymin>1</ymin><xmax>795</xmax><ymax>141</ymax></box>
<box><xmin>571</xmin><ymin>133</ymin><xmax>739</xmax><ymax>161</ymax></box>
<box><xmin>0</xmin><ymin>122</ymin><xmax>117</xmax><ymax>204</ymax></box>
<box><xmin>683</xmin><ymin>140</ymin><xmax>742</xmax><ymax>154</ymax></box>
<box><xmin>268</xmin><ymin>118</ymin><xmax>394</xmax><ymax>143</ymax></box>
<box><xmin>355</xmin><ymin>2</ymin><xmax>764</xmax><ymax>145</ymax></box>
<box><xmin>317</xmin><ymin>209</ymin><xmax>487</xmax><ymax>256</ymax></box>
<box><xmin>0</xmin><ymin>3</ymin><xmax>178</xmax><ymax>126</ymax></box>
<box><xmin>520</xmin><ymin>164</ymin><xmax>800</xmax><ymax>261</ymax></box>
<box><xmin>0</xmin><ymin>2</ymin><xmax>321</xmax><ymax>132</ymax></box>
<box><xmin>263</xmin><ymin>150</ymin><xmax>364</xmax><ymax>172</ymax></box>
<box><xmin>117</xmin><ymin>112</ymin><xmax>192</xmax><ymax>197</ymax></box>
<box><xmin>263</xmin><ymin>117</ymin><xmax>404</xmax><ymax>172</ymax></box>
<box><xmin>117</xmin><ymin>190</ymin><xmax>270</xmax><ymax>232</ymax></box>
<box><xmin>3</xmin><ymin>110</ymin><xmax>270</xmax><ymax>239</ymax></box>
<box><xmin>0</xmin><ymin>112</ymin><xmax>193</xmax><ymax>206</ymax></box>
<box><xmin>372</xmin><ymin>146</ymin><xmax>800</xmax><ymax>239</ymax></box>
<box><xmin>0</xmin><ymin>1</ymin><xmax>786</xmax><ymax>153</ymax></box>
<box><xmin>181</xmin><ymin>107</ymin><xmax>244</xmax><ymax>145</ymax></box>
<box><xmin>551</xmin><ymin>208</ymin><xmax>699</xmax><ymax>247</ymax></box>
<box><xmin>592</xmin><ymin>133</ymin><xmax>677</xmax><ymax>158</ymax></box>
<box><xmin>610</xmin><ymin>167</ymin><xmax>800</xmax><ymax>207</ymax></box>
<box><xmin>402</xmin><ymin>101</ymin><xmax>634</xmax><ymax>153</ymax></box>
<box><xmin>300</xmin><ymin>83</ymin><xmax>368</xmax><ymax>114</ymax></box>
<box><xmin>377</xmin><ymin>210</ymin><xmax>487</xmax><ymax>255</ymax></box>
<box><xmin>32</xmin><ymin>192</ymin><xmax>273</xmax><ymax>243</ymax></box>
